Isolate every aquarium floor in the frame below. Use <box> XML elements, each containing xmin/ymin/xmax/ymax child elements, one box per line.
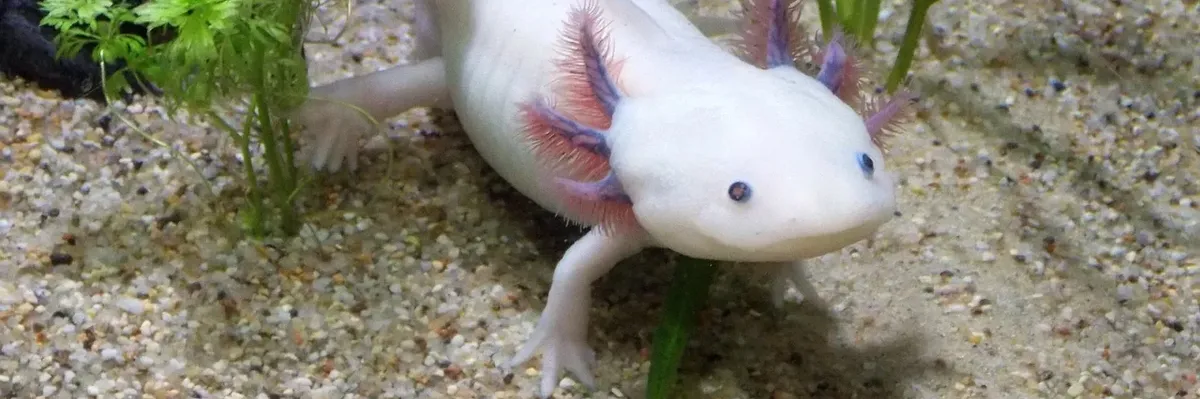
<box><xmin>1</xmin><ymin>0</ymin><xmax>1197</xmax><ymax>398</ymax></box>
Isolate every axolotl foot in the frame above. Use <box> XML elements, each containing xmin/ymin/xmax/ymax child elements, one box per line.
<box><xmin>290</xmin><ymin>89</ymin><xmax>373</xmax><ymax>172</ymax></box>
<box><xmin>292</xmin><ymin>0</ymin><xmax>447</xmax><ymax>173</ymax></box>
<box><xmin>507</xmin><ymin>228</ymin><xmax>647</xmax><ymax>398</ymax></box>
<box><xmin>291</xmin><ymin>57</ymin><xmax>451</xmax><ymax>172</ymax></box>
<box><xmin>771</xmin><ymin>260</ymin><xmax>830</xmax><ymax>312</ymax></box>
<box><xmin>508</xmin><ymin>311</ymin><xmax>599</xmax><ymax>396</ymax></box>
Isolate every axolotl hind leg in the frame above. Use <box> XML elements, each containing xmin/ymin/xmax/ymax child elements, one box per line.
<box><xmin>293</xmin><ymin>58</ymin><xmax>450</xmax><ymax>171</ymax></box>
<box><xmin>293</xmin><ymin>0</ymin><xmax>448</xmax><ymax>172</ymax></box>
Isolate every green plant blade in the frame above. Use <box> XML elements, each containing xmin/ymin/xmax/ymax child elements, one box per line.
<box><xmin>645</xmin><ymin>255</ymin><xmax>718</xmax><ymax>399</ymax></box>
<box><xmin>815</xmin><ymin>0</ymin><xmax>836</xmax><ymax>40</ymax></box>
<box><xmin>835</xmin><ymin>0</ymin><xmax>856</xmax><ymax>29</ymax></box>
<box><xmin>857</xmin><ymin>0</ymin><xmax>883</xmax><ymax>46</ymax></box>
<box><xmin>886</xmin><ymin>0</ymin><xmax>939</xmax><ymax>93</ymax></box>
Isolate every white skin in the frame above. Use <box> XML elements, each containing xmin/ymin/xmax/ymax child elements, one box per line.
<box><xmin>291</xmin><ymin>0</ymin><xmax>902</xmax><ymax>397</ymax></box>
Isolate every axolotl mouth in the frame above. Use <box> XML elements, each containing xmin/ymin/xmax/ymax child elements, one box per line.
<box><xmin>742</xmin><ymin>214</ymin><xmax>893</xmax><ymax>262</ymax></box>
<box><xmin>665</xmin><ymin>195</ymin><xmax>899</xmax><ymax>264</ymax></box>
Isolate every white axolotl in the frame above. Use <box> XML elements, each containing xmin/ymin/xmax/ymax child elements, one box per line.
<box><xmin>292</xmin><ymin>0</ymin><xmax>915</xmax><ymax>396</ymax></box>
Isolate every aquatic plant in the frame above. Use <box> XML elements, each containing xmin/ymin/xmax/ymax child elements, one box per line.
<box><xmin>40</xmin><ymin>0</ymin><xmax>318</xmax><ymax>237</ymax></box>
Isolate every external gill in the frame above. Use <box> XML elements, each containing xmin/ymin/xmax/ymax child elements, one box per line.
<box><xmin>736</xmin><ymin>0</ymin><xmax>866</xmax><ymax>108</ymax></box>
<box><xmin>738</xmin><ymin>0</ymin><xmax>917</xmax><ymax>150</ymax></box>
<box><xmin>557</xmin><ymin>173</ymin><xmax>632</xmax><ymax>204</ymax></box>
<box><xmin>862</xmin><ymin>90</ymin><xmax>918</xmax><ymax>149</ymax></box>
<box><xmin>523</xmin><ymin>99</ymin><xmax>613</xmax><ymax>158</ymax></box>
<box><xmin>814</xmin><ymin>33</ymin><xmax>917</xmax><ymax>149</ymax></box>
<box><xmin>554</xmin><ymin>0</ymin><xmax>625</xmax><ymax>128</ymax></box>
<box><xmin>736</xmin><ymin>0</ymin><xmax>814</xmax><ymax>70</ymax></box>
<box><xmin>815</xmin><ymin>31</ymin><xmax>865</xmax><ymax>110</ymax></box>
<box><xmin>520</xmin><ymin>1</ymin><xmax>638</xmax><ymax>233</ymax></box>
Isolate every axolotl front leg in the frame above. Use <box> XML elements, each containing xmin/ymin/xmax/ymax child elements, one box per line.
<box><xmin>508</xmin><ymin>228</ymin><xmax>650</xmax><ymax>396</ymax></box>
<box><xmin>501</xmin><ymin>6</ymin><xmax>657</xmax><ymax>396</ymax></box>
<box><xmin>769</xmin><ymin>260</ymin><xmax>828</xmax><ymax>309</ymax></box>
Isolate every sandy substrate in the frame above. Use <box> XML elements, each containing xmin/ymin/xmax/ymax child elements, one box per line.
<box><xmin>1</xmin><ymin>0</ymin><xmax>1198</xmax><ymax>398</ymax></box>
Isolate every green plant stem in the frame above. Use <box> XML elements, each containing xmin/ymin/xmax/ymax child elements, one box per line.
<box><xmin>235</xmin><ymin>107</ymin><xmax>265</xmax><ymax>237</ymax></box>
<box><xmin>835</xmin><ymin>0</ymin><xmax>855</xmax><ymax>29</ymax></box>
<box><xmin>886</xmin><ymin>0</ymin><xmax>938</xmax><ymax>93</ymax></box>
<box><xmin>857</xmin><ymin>0</ymin><xmax>882</xmax><ymax>46</ymax></box>
<box><xmin>256</xmin><ymin>98</ymin><xmax>300</xmax><ymax>235</ymax></box>
<box><xmin>815</xmin><ymin>0</ymin><xmax>836</xmax><ymax>40</ymax></box>
<box><xmin>250</xmin><ymin>48</ymin><xmax>300</xmax><ymax>236</ymax></box>
<box><xmin>646</xmin><ymin>256</ymin><xmax>718</xmax><ymax>399</ymax></box>
<box><xmin>280</xmin><ymin>118</ymin><xmax>297</xmax><ymax>180</ymax></box>
<box><xmin>278</xmin><ymin>0</ymin><xmax>308</xmax><ymax>183</ymax></box>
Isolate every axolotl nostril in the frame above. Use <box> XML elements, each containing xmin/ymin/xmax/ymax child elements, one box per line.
<box><xmin>291</xmin><ymin>0</ymin><xmax>917</xmax><ymax>396</ymax></box>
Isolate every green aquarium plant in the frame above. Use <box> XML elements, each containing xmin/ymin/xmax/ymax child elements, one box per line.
<box><xmin>645</xmin><ymin>256</ymin><xmax>718</xmax><ymax>398</ymax></box>
<box><xmin>40</xmin><ymin>0</ymin><xmax>318</xmax><ymax>237</ymax></box>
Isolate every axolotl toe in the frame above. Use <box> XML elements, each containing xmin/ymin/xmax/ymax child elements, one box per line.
<box><xmin>293</xmin><ymin>0</ymin><xmax>917</xmax><ymax>396</ymax></box>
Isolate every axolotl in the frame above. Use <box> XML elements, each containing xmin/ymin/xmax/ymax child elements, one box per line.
<box><xmin>292</xmin><ymin>0</ymin><xmax>915</xmax><ymax>395</ymax></box>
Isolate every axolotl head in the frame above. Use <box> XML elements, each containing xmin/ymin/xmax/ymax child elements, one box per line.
<box><xmin>521</xmin><ymin>3</ymin><xmax>914</xmax><ymax>263</ymax></box>
<box><xmin>605</xmin><ymin>67</ymin><xmax>899</xmax><ymax>263</ymax></box>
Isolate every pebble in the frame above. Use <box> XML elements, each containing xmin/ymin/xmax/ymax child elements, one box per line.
<box><xmin>48</xmin><ymin>251</ymin><xmax>73</xmax><ymax>265</ymax></box>
<box><xmin>114</xmin><ymin>296</ymin><xmax>145</xmax><ymax>314</ymax></box>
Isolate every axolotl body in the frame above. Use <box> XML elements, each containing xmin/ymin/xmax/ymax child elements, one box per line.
<box><xmin>293</xmin><ymin>0</ymin><xmax>915</xmax><ymax>396</ymax></box>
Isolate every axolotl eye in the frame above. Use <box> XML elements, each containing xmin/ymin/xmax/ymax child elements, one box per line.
<box><xmin>857</xmin><ymin>152</ymin><xmax>875</xmax><ymax>177</ymax></box>
<box><xmin>727</xmin><ymin>181</ymin><xmax>751</xmax><ymax>202</ymax></box>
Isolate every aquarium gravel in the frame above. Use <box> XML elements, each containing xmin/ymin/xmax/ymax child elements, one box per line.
<box><xmin>1</xmin><ymin>0</ymin><xmax>1197</xmax><ymax>397</ymax></box>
